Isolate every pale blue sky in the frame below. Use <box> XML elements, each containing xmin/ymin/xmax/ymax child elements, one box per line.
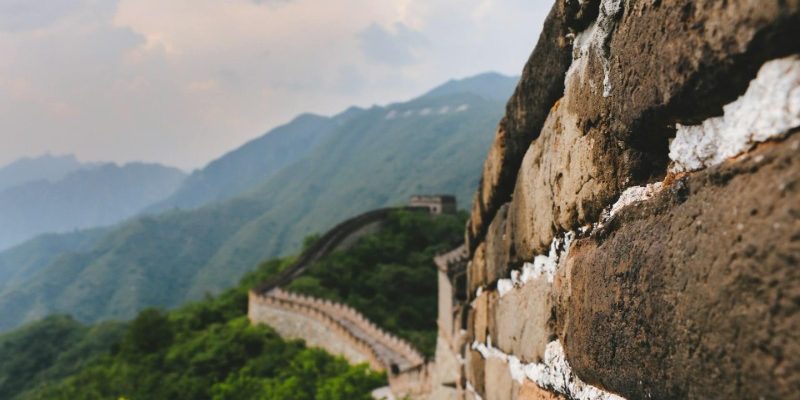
<box><xmin>0</xmin><ymin>0</ymin><xmax>551</xmax><ymax>169</ymax></box>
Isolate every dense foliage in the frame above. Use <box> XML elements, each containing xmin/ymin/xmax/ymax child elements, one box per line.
<box><xmin>0</xmin><ymin>315</ymin><xmax>126</xmax><ymax>399</ymax></box>
<box><xmin>288</xmin><ymin>210</ymin><xmax>467</xmax><ymax>357</ymax></box>
<box><xmin>0</xmin><ymin>259</ymin><xmax>384</xmax><ymax>400</ymax></box>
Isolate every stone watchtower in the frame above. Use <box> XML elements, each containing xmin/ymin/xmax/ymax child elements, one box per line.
<box><xmin>408</xmin><ymin>195</ymin><xmax>457</xmax><ymax>214</ymax></box>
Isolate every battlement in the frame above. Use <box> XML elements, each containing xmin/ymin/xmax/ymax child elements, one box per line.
<box><xmin>248</xmin><ymin>289</ymin><xmax>424</xmax><ymax>373</ymax></box>
<box><xmin>408</xmin><ymin>195</ymin><xmax>456</xmax><ymax>214</ymax></box>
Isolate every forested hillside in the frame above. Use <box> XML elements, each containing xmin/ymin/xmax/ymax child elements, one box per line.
<box><xmin>0</xmin><ymin>73</ymin><xmax>515</xmax><ymax>332</ymax></box>
<box><xmin>146</xmin><ymin>112</ymin><xmax>347</xmax><ymax>213</ymax></box>
<box><xmin>0</xmin><ymin>257</ymin><xmax>383</xmax><ymax>400</ymax></box>
<box><xmin>0</xmin><ymin>209</ymin><xmax>467</xmax><ymax>399</ymax></box>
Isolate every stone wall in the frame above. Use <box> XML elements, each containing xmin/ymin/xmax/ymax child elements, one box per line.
<box><xmin>253</xmin><ymin>207</ymin><xmax>422</xmax><ymax>294</ymax></box>
<box><xmin>443</xmin><ymin>1</ymin><xmax>800</xmax><ymax>399</ymax></box>
<box><xmin>248</xmin><ymin>291</ymin><xmax>384</xmax><ymax>370</ymax></box>
<box><xmin>248</xmin><ymin>289</ymin><xmax>424</xmax><ymax>373</ymax></box>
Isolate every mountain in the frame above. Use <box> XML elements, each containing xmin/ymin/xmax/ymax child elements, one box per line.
<box><xmin>422</xmin><ymin>72</ymin><xmax>519</xmax><ymax>102</ymax></box>
<box><xmin>0</xmin><ymin>258</ymin><xmax>384</xmax><ymax>400</ymax></box>
<box><xmin>0</xmin><ymin>163</ymin><xmax>186</xmax><ymax>251</ymax></box>
<box><xmin>0</xmin><ymin>154</ymin><xmax>86</xmax><ymax>192</ymax></box>
<box><xmin>0</xmin><ymin>72</ymin><xmax>518</xmax><ymax>332</ymax></box>
<box><xmin>146</xmin><ymin>112</ymin><xmax>350</xmax><ymax>212</ymax></box>
<box><xmin>0</xmin><ymin>228</ymin><xmax>110</xmax><ymax>295</ymax></box>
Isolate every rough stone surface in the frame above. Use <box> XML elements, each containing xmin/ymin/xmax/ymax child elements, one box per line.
<box><xmin>504</xmin><ymin>0</ymin><xmax>800</xmax><ymax>261</ymax></box>
<box><xmin>451</xmin><ymin>2</ymin><xmax>800</xmax><ymax>399</ymax></box>
<box><xmin>429</xmin><ymin>336</ymin><xmax>461</xmax><ymax>400</ymax></box>
<box><xmin>465</xmin><ymin>349</ymin><xmax>486</xmax><ymax>396</ymax></box>
<box><xmin>491</xmin><ymin>278</ymin><xmax>554</xmax><ymax>363</ymax></box>
<box><xmin>516</xmin><ymin>381</ymin><xmax>566</xmax><ymax>400</ymax></box>
<box><xmin>468</xmin><ymin>2</ymin><xmax>573</xmax><ymax>249</ymax></box>
<box><xmin>557</xmin><ymin>135</ymin><xmax>800</xmax><ymax>399</ymax></box>
<box><xmin>508</xmin><ymin>102</ymin><xmax>611</xmax><ymax>258</ymax></box>
<box><xmin>472</xmin><ymin>290</ymin><xmax>495</xmax><ymax>345</ymax></box>
<box><xmin>562</xmin><ymin>0</ymin><xmax>800</xmax><ymax>194</ymax></box>
<box><xmin>484</xmin><ymin>357</ymin><xmax>515</xmax><ymax>400</ymax></box>
<box><xmin>249</xmin><ymin>303</ymin><xmax>372</xmax><ymax>365</ymax></box>
<box><xmin>468</xmin><ymin>243</ymin><xmax>488</xmax><ymax>295</ymax></box>
<box><xmin>484</xmin><ymin>203</ymin><xmax>514</xmax><ymax>283</ymax></box>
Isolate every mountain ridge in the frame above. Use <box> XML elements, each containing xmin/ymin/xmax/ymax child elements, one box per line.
<box><xmin>0</xmin><ymin>72</ymin><xmax>518</xmax><ymax>332</ymax></box>
<box><xmin>0</xmin><ymin>163</ymin><xmax>186</xmax><ymax>251</ymax></box>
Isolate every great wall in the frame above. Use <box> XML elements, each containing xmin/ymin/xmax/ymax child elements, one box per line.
<box><xmin>248</xmin><ymin>196</ymin><xmax>455</xmax><ymax>397</ymax></box>
<box><xmin>249</xmin><ymin>1</ymin><xmax>800</xmax><ymax>399</ymax></box>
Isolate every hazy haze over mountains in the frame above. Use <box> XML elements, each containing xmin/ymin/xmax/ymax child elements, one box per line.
<box><xmin>0</xmin><ymin>72</ymin><xmax>517</xmax><ymax>332</ymax></box>
<box><xmin>0</xmin><ymin>154</ymin><xmax>86</xmax><ymax>192</ymax></box>
<box><xmin>0</xmin><ymin>162</ymin><xmax>186</xmax><ymax>251</ymax></box>
<box><xmin>146</xmin><ymin>113</ymin><xmax>343</xmax><ymax>212</ymax></box>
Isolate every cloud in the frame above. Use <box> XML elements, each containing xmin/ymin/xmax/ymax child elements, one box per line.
<box><xmin>0</xmin><ymin>0</ymin><xmax>550</xmax><ymax>169</ymax></box>
<box><xmin>251</xmin><ymin>0</ymin><xmax>293</xmax><ymax>6</ymax></box>
<box><xmin>0</xmin><ymin>0</ymin><xmax>84</xmax><ymax>32</ymax></box>
<box><xmin>357</xmin><ymin>22</ymin><xmax>427</xmax><ymax>66</ymax></box>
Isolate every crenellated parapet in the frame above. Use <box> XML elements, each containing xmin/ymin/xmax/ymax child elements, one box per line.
<box><xmin>248</xmin><ymin>288</ymin><xmax>424</xmax><ymax>373</ymax></box>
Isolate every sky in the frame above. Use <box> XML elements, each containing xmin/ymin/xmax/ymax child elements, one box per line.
<box><xmin>0</xmin><ymin>0</ymin><xmax>551</xmax><ymax>170</ymax></box>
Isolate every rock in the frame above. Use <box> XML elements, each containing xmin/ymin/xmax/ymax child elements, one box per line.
<box><xmin>484</xmin><ymin>203</ymin><xmax>514</xmax><ymax>283</ymax></box>
<box><xmin>468</xmin><ymin>2</ymin><xmax>573</xmax><ymax>249</ymax></box>
<box><xmin>562</xmin><ymin>0</ymin><xmax>800</xmax><ymax>191</ymax></box>
<box><xmin>508</xmin><ymin>102</ymin><xmax>612</xmax><ymax>258</ymax></box>
<box><xmin>491</xmin><ymin>278</ymin><xmax>554</xmax><ymax>363</ymax></box>
<box><xmin>516</xmin><ymin>381</ymin><xmax>567</xmax><ymax>400</ymax></box>
<box><xmin>458</xmin><ymin>2</ymin><xmax>800</xmax><ymax>399</ymax></box>
<box><xmin>484</xmin><ymin>357</ymin><xmax>515</xmax><ymax>400</ymax></box>
<box><xmin>557</xmin><ymin>136</ymin><xmax>800</xmax><ymax>399</ymax></box>
<box><xmin>468</xmin><ymin>243</ymin><xmax>488</xmax><ymax>295</ymax></box>
<box><xmin>465</xmin><ymin>348</ymin><xmax>486</xmax><ymax>395</ymax></box>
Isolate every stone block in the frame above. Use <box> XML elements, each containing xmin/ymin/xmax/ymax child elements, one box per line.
<box><xmin>516</xmin><ymin>381</ymin><xmax>566</xmax><ymax>400</ymax></box>
<box><xmin>491</xmin><ymin>278</ymin><xmax>554</xmax><ymax>363</ymax></box>
<box><xmin>508</xmin><ymin>104</ymin><xmax>613</xmax><ymax>258</ymax></box>
<box><xmin>472</xmin><ymin>290</ymin><xmax>496</xmax><ymax>345</ymax></box>
<box><xmin>557</xmin><ymin>136</ymin><xmax>800</xmax><ymax>399</ymax></box>
<box><xmin>484</xmin><ymin>203</ymin><xmax>514</xmax><ymax>283</ymax></box>
<box><xmin>467</xmin><ymin>243</ymin><xmax>488</xmax><ymax>295</ymax></box>
<box><xmin>484</xmin><ymin>357</ymin><xmax>515</xmax><ymax>400</ymax></box>
<box><xmin>464</xmin><ymin>349</ymin><xmax>486</xmax><ymax>396</ymax></box>
<box><xmin>469</xmin><ymin>2</ymin><xmax>573</xmax><ymax>248</ymax></box>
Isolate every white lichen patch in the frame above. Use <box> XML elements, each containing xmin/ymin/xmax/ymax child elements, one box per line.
<box><xmin>669</xmin><ymin>55</ymin><xmax>800</xmax><ymax>172</ymax></box>
<box><xmin>604</xmin><ymin>182</ymin><xmax>663</xmax><ymax>220</ymax></box>
<box><xmin>497</xmin><ymin>278</ymin><xmax>515</xmax><ymax>296</ymax></box>
<box><xmin>471</xmin><ymin>338</ymin><xmax>626</xmax><ymax>400</ymax></box>
<box><xmin>564</xmin><ymin>0</ymin><xmax>625</xmax><ymax>98</ymax></box>
<box><xmin>497</xmin><ymin>232</ymin><xmax>574</xmax><ymax>297</ymax></box>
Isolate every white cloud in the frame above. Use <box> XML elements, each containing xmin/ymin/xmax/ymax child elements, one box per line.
<box><xmin>0</xmin><ymin>0</ymin><xmax>550</xmax><ymax>169</ymax></box>
<box><xmin>358</xmin><ymin>22</ymin><xmax>427</xmax><ymax>65</ymax></box>
<box><xmin>0</xmin><ymin>0</ymin><xmax>84</xmax><ymax>32</ymax></box>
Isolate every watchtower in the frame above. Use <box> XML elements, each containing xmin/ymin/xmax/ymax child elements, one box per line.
<box><xmin>408</xmin><ymin>195</ymin><xmax>457</xmax><ymax>214</ymax></box>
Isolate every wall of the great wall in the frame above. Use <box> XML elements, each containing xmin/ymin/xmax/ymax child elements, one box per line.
<box><xmin>436</xmin><ymin>1</ymin><xmax>800</xmax><ymax>399</ymax></box>
<box><xmin>248</xmin><ymin>291</ymin><xmax>384</xmax><ymax>370</ymax></box>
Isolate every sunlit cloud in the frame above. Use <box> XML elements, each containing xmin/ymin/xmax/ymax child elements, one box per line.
<box><xmin>0</xmin><ymin>0</ymin><xmax>549</xmax><ymax>169</ymax></box>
